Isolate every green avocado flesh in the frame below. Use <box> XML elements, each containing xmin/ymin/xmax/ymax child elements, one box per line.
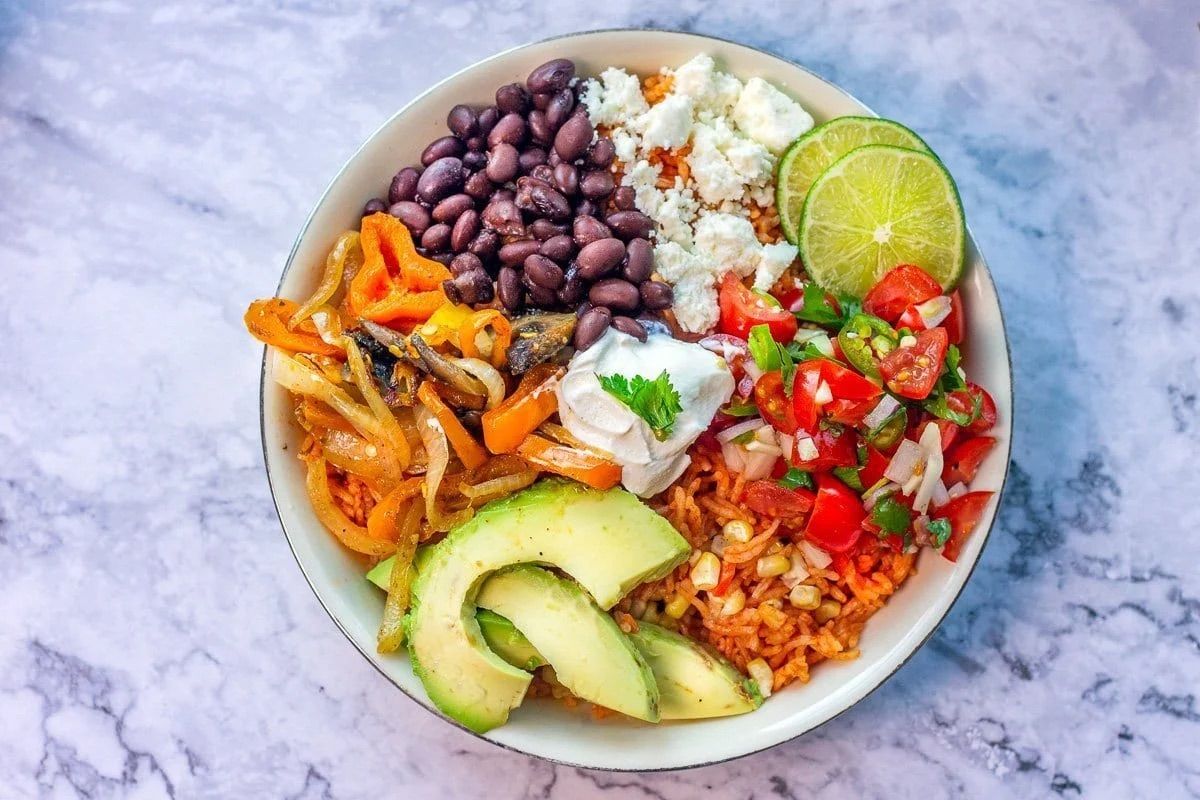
<box><xmin>405</xmin><ymin>479</ymin><xmax>690</xmax><ymax>733</ymax></box>
<box><xmin>628</xmin><ymin>621</ymin><xmax>762</xmax><ymax>719</ymax></box>
<box><xmin>477</xmin><ymin>565</ymin><xmax>659</xmax><ymax>721</ymax></box>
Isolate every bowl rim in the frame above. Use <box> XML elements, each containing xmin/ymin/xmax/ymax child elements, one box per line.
<box><xmin>258</xmin><ymin>26</ymin><xmax>1015</xmax><ymax>772</ymax></box>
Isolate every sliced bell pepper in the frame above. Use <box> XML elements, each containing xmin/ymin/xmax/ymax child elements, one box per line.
<box><xmin>516</xmin><ymin>434</ymin><xmax>622</xmax><ymax>490</ymax></box>
<box><xmin>459</xmin><ymin>309</ymin><xmax>513</xmax><ymax>369</ymax></box>
<box><xmin>348</xmin><ymin>213</ymin><xmax>450</xmax><ymax>324</ymax></box>
<box><xmin>481</xmin><ymin>364</ymin><xmax>563</xmax><ymax>454</ymax></box>
<box><xmin>245</xmin><ymin>298</ymin><xmax>345</xmax><ymax>357</ymax></box>
<box><xmin>416</xmin><ymin>381</ymin><xmax>488</xmax><ymax>469</ymax></box>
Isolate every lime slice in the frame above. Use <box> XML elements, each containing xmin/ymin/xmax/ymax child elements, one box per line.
<box><xmin>798</xmin><ymin>144</ymin><xmax>965</xmax><ymax>298</ymax></box>
<box><xmin>776</xmin><ymin>117</ymin><xmax>931</xmax><ymax>245</ymax></box>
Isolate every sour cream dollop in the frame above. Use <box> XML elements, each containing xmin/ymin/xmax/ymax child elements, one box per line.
<box><xmin>556</xmin><ymin>330</ymin><xmax>735</xmax><ymax>497</ymax></box>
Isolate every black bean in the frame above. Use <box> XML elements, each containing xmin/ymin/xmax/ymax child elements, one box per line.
<box><xmin>525</xmin><ymin>282</ymin><xmax>558</xmax><ymax>308</ymax></box>
<box><xmin>526</xmin><ymin>58</ymin><xmax>575</xmax><ymax>94</ymax></box>
<box><xmin>575</xmin><ymin>199</ymin><xmax>597</xmax><ymax>218</ymax></box>
<box><xmin>481</xmin><ymin>198</ymin><xmax>524</xmax><ymax>236</ymax></box>
<box><xmin>495</xmin><ymin>83</ymin><xmax>529</xmax><ymax>115</ymax></box>
<box><xmin>545</xmin><ymin>88</ymin><xmax>575</xmax><ymax>130</ymax></box>
<box><xmin>421</xmin><ymin>223</ymin><xmax>451</xmax><ymax>252</ymax></box>
<box><xmin>469</xmin><ymin>228</ymin><xmax>500</xmax><ymax>261</ymax></box>
<box><xmin>580</xmin><ymin>169</ymin><xmax>615</xmax><ymax>199</ymax></box>
<box><xmin>443</xmin><ymin>269</ymin><xmax>493</xmax><ymax>305</ymax></box>
<box><xmin>518</xmin><ymin>147</ymin><xmax>548</xmax><ymax>173</ymax></box>
<box><xmin>588</xmin><ymin>278</ymin><xmax>640</xmax><ymax>311</ymax></box>
<box><xmin>464</xmin><ymin>171</ymin><xmax>494</xmax><ymax>201</ymax></box>
<box><xmin>363</xmin><ymin>198</ymin><xmax>388</xmax><ymax>216</ymax></box>
<box><xmin>491</xmin><ymin>188</ymin><xmax>516</xmax><ymax>204</ymax></box>
<box><xmin>612</xmin><ymin>185</ymin><xmax>636</xmax><ymax>211</ymax></box>
<box><xmin>417</xmin><ymin>157</ymin><xmax>465</xmax><ymax>204</ymax></box>
<box><xmin>432</xmin><ymin>193</ymin><xmax>473</xmax><ymax>223</ymax></box>
<box><xmin>388</xmin><ymin>167</ymin><xmax>421</xmax><ymax>204</ymax></box>
<box><xmin>497</xmin><ymin>266</ymin><xmax>524</xmax><ymax>312</ymax></box>
<box><xmin>588</xmin><ymin>137</ymin><xmax>616</xmax><ymax>168</ymax></box>
<box><xmin>485</xmin><ymin>142</ymin><xmax>520</xmax><ymax>183</ymax></box>
<box><xmin>388</xmin><ymin>201</ymin><xmax>431</xmax><ymax>236</ymax></box>
<box><xmin>574</xmin><ymin>306</ymin><xmax>612</xmax><ymax>350</ymax></box>
<box><xmin>499</xmin><ymin>239</ymin><xmax>542</xmax><ymax>265</ymax></box>
<box><xmin>557</xmin><ymin>265</ymin><xmax>586</xmax><ymax>306</ymax></box>
<box><xmin>639</xmin><ymin>280</ymin><xmax>674</xmax><ymax>310</ymax></box>
<box><xmin>530</xmin><ymin>219</ymin><xmax>568</xmax><ymax>241</ymax></box>
<box><xmin>553</xmin><ymin>113</ymin><xmax>593</xmax><ymax>162</ymax></box>
<box><xmin>622</xmin><ymin>238</ymin><xmax>653</xmax><ymax>283</ymax></box>
<box><xmin>572</xmin><ymin>215</ymin><xmax>612</xmax><ymax>247</ymax></box>
<box><xmin>515</xmin><ymin>177</ymin><xmax>570</xmax><ymax>221</ymax></box>
<box><xmin>553</xmin><ymin>162</ymin><xmax>578</xmax><ymax>196</ymax></box>
<box><xmin>576</xmin><ymin>237</ymin><xmax>626</xmax><ymax>280</ymax></box>
<box><xmin>576</xmin><ymin>300</ymin><xmax>594</xmax><ymax>318</ymax></box>
<box><xmin>450</xmin><ymin>251</ymin><xmax>484</xmax><ymax>276</ymax></box>
<box><xmin>529</xmin><ymin>164</ymin><xmax>554</xmax><ymax>184</ymax></box>
<box><xmin>524</xmin><ymin>254</ymin><xmax>565</xmax><ymax>289</ymax></box>
<box><xmin>462</xmin><ymin>151</ymin><xmax>487</xmax><ymax>171</ymax></box>
<box><xmin>487</xmin><ymin>113</ymin><xmax>527</xmax><ymax>148</ymax></box>
<box><xmin>421</xmin><ymin>135</ymin><xmax>464</xmax><ymax>166</ymax></box>
<box><xmin>450</xmin><ymin>209</ymin><xmax>481</xmax><ymax>252</ymax></box>
<box><xmin>547</xmin><ymin>150</ymin><xmax>562</xmax><ymax>168</ymax></box>
<box><xmin>612</xmin><ymin>316</ymin><xmax>648</xmax><ymax>341</ymax></box>
<box><xmin>477</xmin><ymin>106</ymin><xmax>500</xmax><ymax>136</ymax></box>
<box><xmin>540</xmin><ymin>234</ymin><xmax>574</xmax><ymax>263</ymax></box>
<box><xmin>605</xmin><ymin>210</ymin><xmax>654</xmax><ymax>241</ymax></box>
<box><xmin>465</xmin><ymin>135</ymin><xmax>486</xmax><ymax>152</ymax></box>
<box><xmin>447</xmin><ymin>104</ymin><xmax>478</xmax><ymax>139</ymax></box>
<box><xmin>527</xmin><ymin>110</ymin><xmax>552</xmax><ymax>145</ymax></box>
<box><xmin>426</xmin><ymin>251</ymin><xmax>454</xmax><ymax>267</ymax></box>
<box><xmin>532</xmin><ymin>92</ymin><xmax>552</xmax><ymax>111</ymax></box>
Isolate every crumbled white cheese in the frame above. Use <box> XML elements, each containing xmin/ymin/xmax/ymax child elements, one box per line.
<box><xmin>732</xmin><ymin>77</ymin><xmax>814</xmax><ymax>153</ymax></box>
<box><xmin>693</xmin><ymin>213</ymin><xmax>762</xmax><ymax>278</ymax></box>
<box><xmin>622</xmin><ymin>159</ymin><xmax>663</xmax><ymax>219</ymax></box>
<box><xmin>653</xmin><ymin>242</ymin><xmax>721</xmax><ymax>333</ymax></box>
<box><xmin>670</xmin><ymin>54</ymin><xmax>743</xmax><ymax>116</ymax></box>
<box><xmin>636</xmin><ymin>94</ymin><xmax>694</xmax><ymax>151</ymax></box>
<box><xmin>753</xmin><ymin>241</ymin><xmax>799</xmax><ymax>292</ymax></box>
<box><xmin>687</xmin><ymin>119</ymin><xmax>774</xmax><ymax>205</ymax></box>
<box><xmin>655</xmin><ymin>184</ymin><xmax>700</xmax><ymax>248</ymax></box>
<box><xmin>582</xmin><ymin>67</ymin><xmax>649</xmax><ymax>127</ymax></box>
<box><xmin>611</xmin><ymin>128</ymin><xmax>638</xmax><ymax>164</ymax></box>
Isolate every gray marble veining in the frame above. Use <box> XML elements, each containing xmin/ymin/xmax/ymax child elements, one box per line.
<box><xmin>1</xmin><ymin>1</ymin><xmax>1197</xmax><ymax>797</ymax></box>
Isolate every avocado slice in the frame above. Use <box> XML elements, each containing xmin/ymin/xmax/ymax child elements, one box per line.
<box><xmin>477</xmin><ymin>565</ymin><xmax>658</xmax><ymax>720</ymax></box>
<box><xmin>406</xmin><ymin>479</ymin><xmax>690</xmax><ymax>733</ymax></box>
<box><xmin>628</xmin><ymin>621</ymin><xmax>763</xmax><ymax>719</ymax></box>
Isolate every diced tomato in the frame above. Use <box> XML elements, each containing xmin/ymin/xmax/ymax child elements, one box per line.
<box><xmin>792</xmin><ymin>360</ymin><xmax>882</xmax><ymax>431</ymax></box>
<box><xmin>859</xmin><ymin>445</ymin><xmax>891</xmax><ymax>488</ymax></box>
<box><xmin>774</xmin><ymin>286</ymin><xmax>804</xmax><ymax>312</ymax></box>
<box><xmin>932</xmin><ymin>418</ymin><xmax>959</xmax><ymax>452</ymax></box>
<box><xmin>863</xmin><ymin>265</ymin><xmax>943</xmax><ymax>323</ymax></box>
<box><xmin>792</xmin><ymin>425</ymin><xmax>858</xmax><ymax>472</ymax></box>
<box><xmin>897</xmin><ymin>304</ymin><xmax>924</xmax><ymax>331</ymax></box>
<box><xmin>946</xmin><ymin>382</ymin><xmax>998</xmax><ymax>435</ymax></box>
<box><xmin>718</xmin><ymin>273</ymin><xmax>798</xmax><ymax>342</ymax></box>
<box><xmin>943</xmin><ymin>436</ymin><xmax>997</xmax><ymax>485</ymax></box>
<box><xmin>711</xmin><ymin>561</ymin><xmax>737</xmax><ymax>597</ymax></box>
<box><xmin>803</xmin><ymin>474</ymin><xmax>865</xmax><ymax>553</ymax></box>
<box><xmin>744</xmin><ymin>480</ymin><xmax>815</xmax><ymax>518</ymax></box>
<box><xmin>880</xmin><ymin>327</ymin><xmax>949</xmax><ymax>399</ymax></box>
<box><xmin>944</xmin><ymin>291</ymin><xmax>966</xmax><ymax>344</ymax></box>
<box><xmin>825</xmin><ymin>397</ymin><xmax>877</xmax><ymax>426</ymax></box>
<box><xmin>754</xmin><ymin>372</ymin><xmax>799</xmax><ymax>434</ymax></box>
<box><xmin>791</xmin><ymin>361</ymin><xmax>822</xmax><ymax>431</ymax></box>
<box><xmin>821</xmin><ymin>360</ymin><xmax>883</xmax><ymax>401</ymax></box>
<box><xmin>936</xmin><ymin>491</ymin><xmax>994</xmax><ymax>562</ymax></box>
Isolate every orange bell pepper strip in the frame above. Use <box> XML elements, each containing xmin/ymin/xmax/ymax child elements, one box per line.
<box><xmin>516</xmin><ymin>434</ymin><xmax>622</xmax><ymax>490</ymax></box>
<box><xmin>459</xmin><ymin>309</ymin><xmax>513</xmax><ymax>369</ymax></box>
<box><xmin>245</xmin><ymin>298</ymin><xmax>345</xmax><ymax>357</ymax></box>
<box><xmin>416</xmin><ymin>381</ymin><xmax>489</xmax><ymax>469</ymax></box>
<box><xmin>298</xmin><ymin>399</ymin><xmax>356</xmax><ymax>434</ymax></box>
<box><xmin>348</xmin><ymin>213</ymin><xmax>450</xmax><ymax>324</ymax></box>
<box><xmin>481</xmin><ymin>364</ymin><xmax>563</xmax><ymax>454</ymax></box>
<box><xmin>366</xmin><ymin>477</ymin><xmax>424</xmax><ymax>543</ymax></box>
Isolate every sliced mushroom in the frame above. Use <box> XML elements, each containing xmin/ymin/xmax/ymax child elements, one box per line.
<box><xmin>506</xmin><ymin>312</ymin><xmax>577</xmax><ymax>374</ymax></box>
<box><xmin>408</xmin><ymin>333</ymin><xmax>489</xmax><ymax>398</ymax></box>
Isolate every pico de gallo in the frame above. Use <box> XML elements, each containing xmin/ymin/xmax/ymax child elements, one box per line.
<box><xmin>704</xmin><ymin>263</ymin><xmax>999</xmax><ymax>563</ymax></box>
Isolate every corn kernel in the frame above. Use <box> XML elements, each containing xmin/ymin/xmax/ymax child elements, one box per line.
<box><xmin>720</xmin><ymin>588</ymin><xmax>745</xmax><ymax>617</ymax></box>
<box><xmin>756</xmin><ymin>554</ymin><xmax>791</xmax><ymax>578</ymax></box>
<box><xmin>789</xmin><ymin>584</ymin><xmax>822</xmax><ymax>610</ymax></box>
<box><xmin>690</xmin><ymin>552</ymin><xmax>721</xmax><ymax>590</ymax></box>
<box><xmin>722</xmin><ymin>519</ymin><xmax>754</xmax><ymax>543</ymax></box>
<box><xmin>665</xmin><ymin>594</ymin><xmax>690</xmax><ymax>619</ymax></box>
<box><xmin>814</xmin><ymin>599</ymin><xmax>842</xmax><ymax>624</ymax></box>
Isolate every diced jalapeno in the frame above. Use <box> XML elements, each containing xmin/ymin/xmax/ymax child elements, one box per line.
<box><xmin>867</xmin><ymin>405</ymin><xmax>907</xmax><ymax>450</ymax></box>
<box><xmin>837</xmin><ymin>313</ymin><xmax>896</xmax><ymax>379</ymax></box>
<box><xmin>831</xmin><ymin>466</ymin><xmax>864</xmax><ymax>491</ymax></box>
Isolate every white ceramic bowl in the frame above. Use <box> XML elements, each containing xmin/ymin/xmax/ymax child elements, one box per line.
<box><xmin>261</xmin><ymin>29</ymin><xmax>1013</xmax><ymax>771</ymax></box>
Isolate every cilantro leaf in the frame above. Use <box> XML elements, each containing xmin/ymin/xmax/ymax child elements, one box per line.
<box><xmin>722</xmin><ymin>401</ymin><xmax>761</xmax><ymax>418</ymax></box>
<box><xmin>794</xmin><ymin>284</ymin><xmax>860</xmax><ymax>329</ymax></box>
<box><xmin>597</xmin><ymin>370</ymin><xmax>683</xmax><ymax>442</ymax></box>
<box><xmin>748</xmin><ymin>324</ymin><xmax>796</xmax><ymax>393</ymax></box>
<box><xmin>927</xmin><ymin>517</ymin><xmax>952</xmax><ymax>547</ymax></box>
<box><xmin>921</xmin><ymin>345</ymin><xmax>979</xmax><ymax>425</ymax></box>
<box><xmin>778</xmin><ymin>467</ymin><xmax>814</xmax><ymax>490</ymax></box>
<box><xmin>870</xmin><ymin>495</ymin><xmax>913</xmax><ymax>535</ymax></box>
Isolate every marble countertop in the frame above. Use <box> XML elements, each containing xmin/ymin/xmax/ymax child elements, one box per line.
<box><xmin>2</xmin><ymin>1</ymin><xmax>1197</xmax><ymax>797</ymax></box>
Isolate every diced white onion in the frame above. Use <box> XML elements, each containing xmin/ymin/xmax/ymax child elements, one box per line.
<box><xmin>781</xmin><ymin>552</ymin><xmax>810</xmax><ymax>588</ymax></box>
<box><xmin>795</xmin><ymin>436</ymin><xmax>819</xmax><ymax>462</ymax></box>
<box><xmin>720</xmin><ymin>442</ymin><xmax>746</xmax><ymax>472</ymax></box>
<box><xmin>863</xmin><ymin>480</ymin><xmax>900</xmax><ymax>511</ymax></box>
<box><xmin>813</xmin><ymin>380</ymin><xmax>833</xmax><ymax>406</ymax></box>
<box><xmin>902</xmin><ymin>471</ymin><xmax>923</xmax><ymax>496</ymax></box>
<box><xmin>743</xmin><ymin>359</ymin><xmax>765</xmax><ymax>383</ymax></box>
<box><xmin>717</xmin><ymin>418</ymin><xmax>764</xmax><ymax>444</ymax></box>
<box><xmin>741</xmin><ymin>448</ymin><xmax>777</xmax><ymax>480</ymax></box>
<box><xmin>862</xmin><ymin>394</ymin><xmax>901</xmax><ymax>431</ymax></box>
<box><xmin>812</xmin><ymin>334</ymin><xmax>835</xmax><ymax>357</ymax></box>
<box><xmin>947</xmin><ymin>481</ymin><xmax>968</xmax><ymax>499</ymax></box>
<box><xmin>754</xmin><ymin>426</ymin><xmax>777</xmax><ymax>445</ymax></box>
<box><xmin>932</xmin><ymin>479</ymin><xmax>950</xmax><ymax>507</ymax></box>
<box><xmin>899</xmin><ymin>334</ymin><xmax>918</xmax><ymax>349</ymax></box>
<box><xmin>799</xmin><ymin>540</ymin><xmax>832</xmax><ymax>570</ymax></box>
<box><xmin>913</xmin><ymin>423</ymin><xmax>945</xmax><ymax>514</ymax></box>
<box><xmin>916</xmin><ymin>295</ymin><xmax>952</xmax><ymax>328</ymax></box>
<box><xmin>744</xmin><ymin>440</ymin><xmax>782</xmax><ymax>456</ymax></box>
<box><xmin>778</xmin><ymin>433</ymin><xmax>795</xmax><ymax>458</ymax></box>
<box><xmin>453</xmin><ymin>357</ymin><xmax>505</xmax><ymax>409</ymax></box>
<box><xmin>747</xmin><ymin>658</ymin><xmax>774</xmax><ymax>699</ymax></box>
<box><xmin>884</xmin><ymin>439</ymin><xmax>923</xmax><ymax>484</ymax></box>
